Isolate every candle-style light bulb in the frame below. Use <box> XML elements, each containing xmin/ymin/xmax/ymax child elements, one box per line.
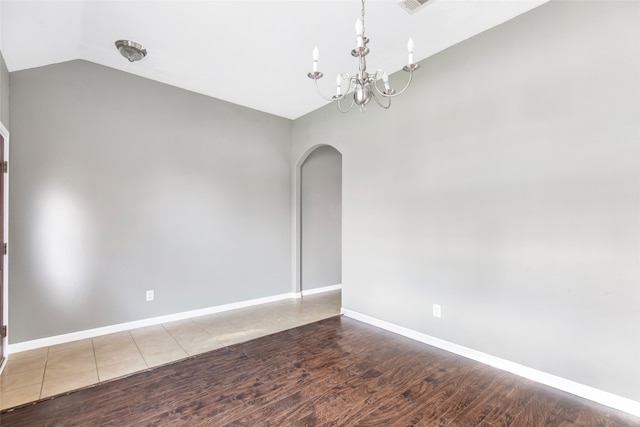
<box><xmin>336</xmin><ymin>74</ymin><xmax>342</xmax><ymax>96</ymax></box>
<box><xmin>312</xmin><ymin>46</ymin><xmax>319</xmax><ymax>72</ymax></box>
<box><xmin>382</xmin><ymin>72</ymin><xmax>390</xmax><ymax>91</ymax></box>
<box><xmin>355</xmin><ymin>18</ymin><xmax>364</xmax><ymax>36</ymax></box>
<box><xmin>407</xmin><ymin>37</ymin><xmax>415</xmax><ymax>64</ymax></box>
<box><xmin>355</xmin><ymin>18</ymin><xmax>364</xmax><ymax>47</ymax></box>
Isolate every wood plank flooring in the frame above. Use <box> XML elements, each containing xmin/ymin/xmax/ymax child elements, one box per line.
<box><xmin>2</xmin><ymin>316</ymin><xmax>638</xmax><ymax>426</ymax></box>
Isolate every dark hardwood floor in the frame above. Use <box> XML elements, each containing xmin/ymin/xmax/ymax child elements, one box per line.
<box><xmin>2</xmin><ymin>316</ymin><xmax>638</xmax><ymax>426</ymax></box>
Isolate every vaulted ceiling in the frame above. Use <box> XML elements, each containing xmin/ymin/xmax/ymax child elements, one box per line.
<box><xmin>1</xmin><ymin>0</ymin><xmax>549</xmax><ymax>119</ymax></box>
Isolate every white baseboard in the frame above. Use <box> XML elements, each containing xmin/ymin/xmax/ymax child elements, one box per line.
<box><xmin>8</xmin><ymin>292</ymin><xmax>299</xmax><ymax>354</ymax></box>
<box><xmin>341</xmin><ymin>308</ymin><xmax>640</xmax><ymax>418</ymax></box>
<box><xmin>301</xmin><ymin>284</ymin><xmax>342</xmax><ymax>297</ymax></box>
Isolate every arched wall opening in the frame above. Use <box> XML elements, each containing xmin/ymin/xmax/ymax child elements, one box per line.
<box><xmin>294</xmin><ymin>144</ymin><xmax>342</xmax><ymax>295</ymax></box>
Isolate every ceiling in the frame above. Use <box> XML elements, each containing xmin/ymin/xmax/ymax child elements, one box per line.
<box><xmin>0</xmin><ymin>0</ymin><xmax>549</xmax><ymax>120</ymax></box>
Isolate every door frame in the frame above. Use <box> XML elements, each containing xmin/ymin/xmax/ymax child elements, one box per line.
<box><xmin>0</xmin><ymin>120</ymin><xmax>8</xmax><ymax>371</ymax></box>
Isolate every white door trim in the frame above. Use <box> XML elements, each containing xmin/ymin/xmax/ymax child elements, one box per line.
<box><xmin>0</xmin><ymin>120</ymin><xmax>9</xmax><ymax>373</ymax></box>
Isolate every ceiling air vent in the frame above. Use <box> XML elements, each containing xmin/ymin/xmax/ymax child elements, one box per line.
<box><xmin>398</xmin><ymin>0</ymin><xmax>432</xmax><ymax>15</ymax></box>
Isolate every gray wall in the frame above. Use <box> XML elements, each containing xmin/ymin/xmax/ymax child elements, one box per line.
<box><xmin>301</xmin><ymin>145</ymin><xmax>341</xmax><ymax>291</ymax></box>
<box><xmin>0</xmin><ymin>52</ymin><xmax>9</xmax><ymax>126</ymax></box>
<box><xmin>9</xmin><ymin>60</ymin><xmax>292</xmax><ymax>343</ymax></box>
<box><xmin>292</xmin><ymin>0</ymin><xmax>640</xmax><ymax>401</ymax></box>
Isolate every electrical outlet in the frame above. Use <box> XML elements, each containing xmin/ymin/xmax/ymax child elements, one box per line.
<box><xmin>146</xmin><ymin>290</ymin><xmax>154</xmax><ymax>302</ymax></box>
<box><xmin>433</xmin><ymin>304</ymin><xmax>441</xmax><ymax>318</ymax></box>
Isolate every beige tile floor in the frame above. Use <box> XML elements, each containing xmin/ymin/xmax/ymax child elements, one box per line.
<box><xmin>0</xmin><ymin>290</ymin><xmax>341</xmax><ymax>410</ymax></box>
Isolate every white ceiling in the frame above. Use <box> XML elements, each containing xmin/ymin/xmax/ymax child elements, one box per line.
<box><xmin>0</xmin><ymin>0</ymin><xmax>549</xmax><ymax>120</ymax></box>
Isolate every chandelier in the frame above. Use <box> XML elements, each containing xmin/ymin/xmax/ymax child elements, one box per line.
<box><xmin>307</xmin><ymin>0</ymin><xmax>419</xmax><ymax>113</ymax></box>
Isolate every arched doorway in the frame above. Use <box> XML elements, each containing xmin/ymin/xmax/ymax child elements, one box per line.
<box><xmin>296</xmin><ymin>145</ymin><xmax>342</xmax><ymax>295</ymax></box>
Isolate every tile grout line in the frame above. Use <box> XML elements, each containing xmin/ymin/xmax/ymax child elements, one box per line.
<box><xmin>189</xmin><ymin>317</ymin><xmax>216</xmax><ymax>356</ymax></box>
<box><xmin>128</xmin><ymin>331</ymin><xmax>149</xmax><ymax>370</ymax></box>
<box><xmin>191</xmin><ymin>314</ymin><xmax>228</xmax><ymax>348</ymax></box>
<box><xmin>38</xmin><ymin>346</ymin><xmax>51</xmax><ymax>400</ymax></box>
<box><xmin>91</xmin><ymin>338</ymin><xmax>100</xmax><ymax>383</ymax></box>
<box><xmin>189</xmin><ymin>317</ymin><xmax>226</xmax><ymax>352</ymax></box>
<box><xmin>161</xmin><ymin>323</ymin><xmax>190</xmax><ymax>357</ymax></box>
<box><xmin>162</xmin><ymin>323</ymin><xmax>191</xmax><ymax>355</ymax></box>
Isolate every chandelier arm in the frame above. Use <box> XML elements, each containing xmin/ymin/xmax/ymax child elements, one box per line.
<box><xmin>381</xmin><ymin>68</ymin><xmax>415</xmax><ymax>98</ymax></box>
<box><xmin>339</xmin><ymin>73</ymin><xmax>355</xmax><ymax>96</ymax></box>
<box><xmin>370</xmin><ymin>76</ymin><xmax>389</xmax><ymax>98</ymax></box>
<box><xmin>371</xmin><ymin>88</ymin><xmax>391</xmax><ymax>109</ymax></box>
<box><xmin>313</xmin><ymin>77</ymin><xmax>349</xmax><ymax>102</ymax></box>
<box><xmin>337</xmin><ymin>97</ymin><xmax>356</xmax><ymax>113</ymax></box>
